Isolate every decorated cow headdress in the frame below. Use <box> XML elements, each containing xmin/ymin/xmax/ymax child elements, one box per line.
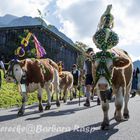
<box><xmin>92</xmin><ymin>4</ymin><xmax>119</xmax><ymax>85</ymax></box>
<box><xmin>15</xmin><ymin>31</ymin><xmax>46</xmax><ymax>59</ymax></box>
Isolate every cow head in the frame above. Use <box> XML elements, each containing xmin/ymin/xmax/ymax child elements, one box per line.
<box><xmin>6</xmin><ymin>59</ymin><xmax>25</xmax><ymax>83</ymax></box>
<box><xmin>92</xmin><ymin>50</ymin><xmax>130</xmax><ymax>91</ymax></box>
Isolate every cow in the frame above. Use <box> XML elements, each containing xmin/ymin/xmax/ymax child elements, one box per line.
<box><xmin>92</xmin><ymin>48</ymin><xmax>133</xmax><ymax>130</ymax></box>
<box><xmin>6</xmin><ymin>58</ymin><xmax>60</xmax><ymax>116</ymax></box>
<box><xmin>59</xmin><ymin>71</ymin><xmax>73</xmax><ymax>102</ymax></box>
<box><xmin>51</xmin><ymin>71</ymin><xmax>73</xmax><ymax>103</ymax></box>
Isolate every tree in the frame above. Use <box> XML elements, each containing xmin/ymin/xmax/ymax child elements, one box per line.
<box><xmin>74</xmin><ymin>41</ymin><xmax>89</xmax><ymax>69</ymax></box>
<box><xmin>75</xmin><ymin>41</ymin><xmax>88</xmax><ymax>52</ymax></box>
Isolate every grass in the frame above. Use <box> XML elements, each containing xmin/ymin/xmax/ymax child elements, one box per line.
<box><xmin>0</xmin><ymin>71</ymin><xmax>47</xmax><ymax>108</ymax></box>
<box><xmin>0</xmin><ymin>71</ymin><xmax>84</xmax><ymax>108</ymax></box>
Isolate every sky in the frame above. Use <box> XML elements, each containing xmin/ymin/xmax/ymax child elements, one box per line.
<box><xmin>0</xmin><ymin>0</ymin><xmax>140</xmax><ymax>61</ymax></box>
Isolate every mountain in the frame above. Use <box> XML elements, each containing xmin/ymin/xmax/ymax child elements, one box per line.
<box><xmin>0</xmin><ymin>14</ymin><xmax>18</xmax><ymax>26</ymax></box>
<box><xmin>0</xmin><ymin>14</ymin><xmax>74</xmax><ymax>46</ymax></box>
<box><xmin>8</xmin><ymin>16</ymin><xmax>47</xmax><ymax>27</ymax></box>
<box><xmin>133</xmin><ymin>60</ymin><xmax>140</xmax><ymax>70</ymax></box>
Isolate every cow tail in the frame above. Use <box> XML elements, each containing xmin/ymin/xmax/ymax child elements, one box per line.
<box><xmin>69</xmin><ymin>75</ymin><xmax>73</xmax><ymax>89</ymax></box>
<box><xmin>53</xmin><ymin>68</ymin><xmax>60</xmax><ymax>93</ymax></box>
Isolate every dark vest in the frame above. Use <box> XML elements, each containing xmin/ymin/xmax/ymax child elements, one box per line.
<box><xmin>85</xmin><ymin>59</ymin><xmax>92</xmax><ymax>75</ymax></box>
<box><xmin>72</xmin><ymin>70</ymin><xmax>79</xmax><ymax>85</ymax></box>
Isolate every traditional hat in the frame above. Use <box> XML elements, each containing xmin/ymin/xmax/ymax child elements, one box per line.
<box><xmin>86</xmin><ymin>48</ymin><xmax>94</xmax><ymax>53</ymax></box>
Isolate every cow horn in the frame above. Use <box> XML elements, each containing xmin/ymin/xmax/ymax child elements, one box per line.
<box><xmin>19</xmin><ymin>60</ymin><xmax>26</xmax><ymax>67</ymax></box>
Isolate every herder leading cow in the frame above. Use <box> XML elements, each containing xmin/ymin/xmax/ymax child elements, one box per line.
<box><xmin>6</xmin><ymin>58</ymin><xmax>60</xmax><ymax>116</ymax></box>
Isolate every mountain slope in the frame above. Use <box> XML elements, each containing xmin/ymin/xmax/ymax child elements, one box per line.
<box><xmin>8</xmin><ymin>16</ymin><xmax>47</xmax><ymax>27</ymax></box>
<box><xmin>133</xmin><ymin>60</ymin><xmax>140</xmax><ymax>70</ymax></box>
<box><xmin>0</xmin><ymin>14</ymin><xmax>18</xmax><ymax>26</ymax></box>
<box><xmin>0</xmin><ymin>14</ymin><xmax>74</xmax><ymax>46</ymax></box>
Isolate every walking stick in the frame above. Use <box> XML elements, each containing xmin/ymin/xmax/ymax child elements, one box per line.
<box><xmin>79</xmin><ymin>91</ymin><xmax>80</xmax><ymax>106</ymax></box>
<box><xmin>78</xmin><ymin>85</ymin><xmax>81</xmax><ymax>106</ymax></box>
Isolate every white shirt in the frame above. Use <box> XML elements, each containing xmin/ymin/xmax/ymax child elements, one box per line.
<box><xmin>0</xmin><ymin>61</ymin><xmax>4</xmax><ymax>69</ymax></box>
<box><xmin>83</xmin><ymin>61</ymin><xmax>87</xmax><ymax>75</ymax></box>
<box><xmin>72</xmin><ymin>69</ymin><xmax>80</xmax><ymax>77</ymax></box>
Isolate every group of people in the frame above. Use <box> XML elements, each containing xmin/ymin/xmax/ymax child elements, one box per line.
<box><xmin>131</xmin><ymin>67</ymin><xmax>140</xmax><ymax>97</ymax></box>
<box><xmin>71</xmin><ymin>48</ymin><xmax>100</xmax><ymax>107</ymax></box>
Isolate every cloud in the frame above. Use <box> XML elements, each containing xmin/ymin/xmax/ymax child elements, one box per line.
<box><xmin>56</xmin><ymin>0</ymin><xmax>80</xmax><ymax>10</ymax></box>
<box><xmin>126</xmin><ymin>0</ymin><xmax>140</xmax><ymax>18</ymax></box>
<box><xmin>56</xmin><ymin>0</ymin><xmax>140</xmax><ymax>59</ymax></box>
<box><xmin>0</xmin><ymin>0</ymin><xmax>50</xmax><ymax>17</ymax></box>
<box><xmin>56</xmin><ymin>0</ymin><xmax>105</xmax><ymax>40</ymax></box>
<box><xmin>0</xmin><ymin>0</ymin><xmax>140</xmax><ymax>60</ymax></box>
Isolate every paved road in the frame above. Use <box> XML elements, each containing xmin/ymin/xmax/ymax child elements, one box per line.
<box><xmin>0</xmin><ymin>96</ymin><xmax>140</xmax><ymax>140</ymax></box>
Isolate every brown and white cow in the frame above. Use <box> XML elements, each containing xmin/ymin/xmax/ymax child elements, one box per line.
<box><xmin>59</xmin><ymin>71</ymin><xmax>73</xmax><ymax>102</ymax></box>
<box><xmin>6</xmin><ymin>58</ymin><xmax>60</xmax><ymax>116</ymax></box>
<box><xmin>51</xmin><ymin>71</ymin><xmax>73</xmax><ymax>103</ymax></box>
<box><xmin>92</xmin><ymin>48</ymin><xmax>133</xmax><ymax>130</ymax></box>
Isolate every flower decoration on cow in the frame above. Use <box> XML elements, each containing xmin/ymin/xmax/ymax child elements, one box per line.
<box><xmin>92</xmin><ymin>4</ymin><xmax>119</xmax><ymax>85</ymax></box>
<box><xmin>15</xmin><ymin>30</ymin><xmax>46</xmax><ymax>59</ymax></box>
<box><xmin>15</xmin><ymin>31</ymin><xmax>32</xmax><ymax>57</ymax></box>
<box><xmin>93</xmin><ymin>4</ymin><xmax>119</xmax><ymax>51</ymax></box>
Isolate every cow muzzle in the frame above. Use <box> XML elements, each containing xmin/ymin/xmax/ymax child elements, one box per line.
<box><xmin>96</xmin><ymin>77</ymin><xmax>110</xmax><ymax>91</ymax></box>
<box><xmin>98</xmin><ymin>83</ymin><xmax>109</xmax><ymax>91</ymax></box>
<box><xmin>5</xmin><ymin>76</ymin><xmax>14</xmax><ymax>83</ymax></box>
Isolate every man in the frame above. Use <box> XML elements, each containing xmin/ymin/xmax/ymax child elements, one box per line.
<box><xmin>83</xmin><ymin>48</ymin><xmax>94</xmax><ymax>107</ymax></box>
<box><xmin>83</xmin><ymin>48</ymin><xmax>100</xmax><ymax>107</ymax></box>
<box><xmin>131</xmin><ymin>69</ymin><xmax>138</xmax><ymax>98</ymax></box>
<box><xmin>71</xmin><ymin>64</ymin><xmax>80</xmax><ymax>98</ymax></box>
<box><xmin>0</xmin><ymin>59</ymin><xmax>6</xmax><ymax>89</ymax></box>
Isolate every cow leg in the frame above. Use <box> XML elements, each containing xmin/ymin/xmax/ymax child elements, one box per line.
<box><xmin>59</xmin><ymin>90</ymin><xmax>62</xmax><ymax>100</ymax></box>
<box><xmin>56</xmin><ymin>87</ymin><xmax>60</xmax><ymax>107</ymax></box>
<box><xmin>123</xmin><ymin>93</ymin><xmax>129</xmax><ymax>120</ymax></box>
<box><xmin>123</xmin><ymin>84</ymin><xmax>131</xmax><ymax>120</ymax></box>
<box><xmin>63</xmin><ymin>86</ymin><xmax>68</xmax><ymax>103</ymax></box>
<box><xmin>18</xmin><ymin>93</ymin><xmax>27</xmax><ymax>116</ymax></box>
<box><xmin>97</xmin><ymin>90</ymin><xmax>110</xmax><ymax>130</ymax></box>
<box><xmin>55</xmin><ymin>86</ymin><xmax>60</xmax><ymax>107</ymax></box>
<box><xmin>114</xmin><ymin>87</ymin><xmax>124</xmax><ymax>122</ymax></box>
<box><xmin>70</xmin><ymin>88</ymin><xmax>73</xmax><ymax>101</ymax></box>
<box><xmin>53</xmin><ymin>69</ymin><xmax>60</xmax><ymax>107</ymax></box>
<box><xmin>51</xmin><ymin>84</ymin><xmax>54</xmax><ymax>102</ymax></box>
<box><xmin>45</xmin><ymin>83</ymin><xmax>51</xmax><ymax>110</ymax></box>
<box><xmin>101</xmin><ymin>100</ymin><xmax>110</xmax><ymax>130</ymax></box>
<box><xmin>73</xmin><ymin>86</ymin><xmax>77</xmax><ymax>98</ymax></box>
<box><xmin>69</xmin><ymin>87</ymin><xmax>74</xmax><ymax>101</ymax></box>
<box><xmin>37</xmin><ymin>87</ymin><xmax>43</xmax><ymax>112</ymax></box>
<box><xmin>51</xmin><ymin>93</ymin><xmax>54</xmax><ymax>102</ymax></box>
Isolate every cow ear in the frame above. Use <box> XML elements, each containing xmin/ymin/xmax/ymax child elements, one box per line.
<box><xmin>113</xmin><ymin>57</ymin><xmax>129</xmax><ymax>67</ymax></box>
<box><xmin>19</xmin><ymin>60</ymin><xmax>26</xmax><ymax>67</ymax></box>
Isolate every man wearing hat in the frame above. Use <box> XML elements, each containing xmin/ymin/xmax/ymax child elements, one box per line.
<box><xmin>71</xmin><ymin>64</ymin><xmax>80</xmax><ymax>98</ymax></box>
<box><xmin>83</xmin><ymin>48</ymin><xmax>101</xmax><ymax>106</ymax></box>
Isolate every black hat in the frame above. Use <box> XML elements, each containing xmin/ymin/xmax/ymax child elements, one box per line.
<box><xmin>86</xmin><ymin>48</ymin><xmax>93</xmax><ymax>53</ymax></box>
<box><xmin>73</xmin><ymin>64</ymin><xmax>77</xmax><ymax>67</ymax></box>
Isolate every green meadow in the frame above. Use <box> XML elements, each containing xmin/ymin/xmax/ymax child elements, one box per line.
<box><xmin>0</xmin><ymin>71</ymin><xmax>47</xmax><ymax>108</ymax></box>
